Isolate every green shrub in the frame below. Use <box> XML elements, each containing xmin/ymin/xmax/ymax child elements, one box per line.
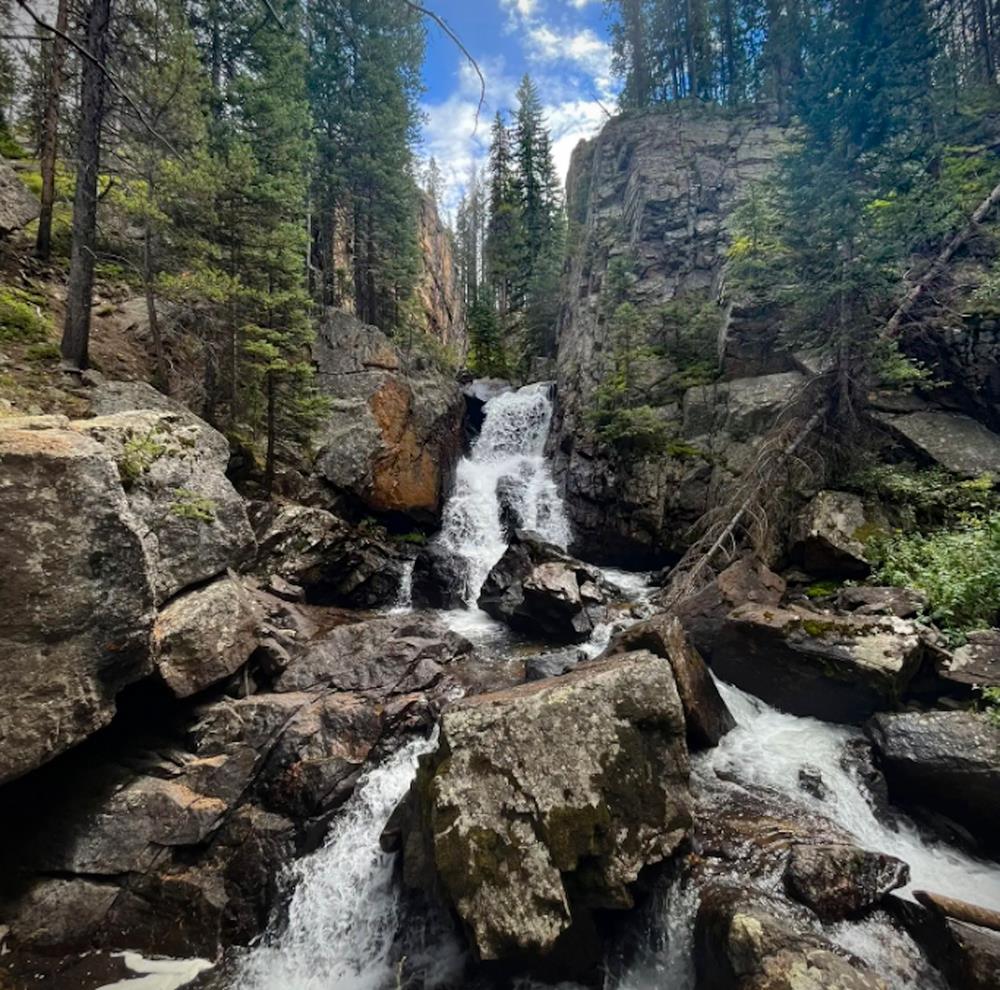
<box><xmin>170</xmin><ymin>489</ymin><xmax>217</xmax><ymax>524</ymax></box>
<box><xmin>980</xmin><ymin>687</ymin><xmax>1000</xmax><ymax>728</ymax></box>
<box><xmin>870</xmin><ymin>513</ymin><xmax>1000</xmax><ymax>634</ymax></box>
<box><xmin>850</xmin><ymin>464</ymin><xmax>996</xmax><ymax>526</ymax></box>
<box><xmin>118</xmin><ymin>431</ymin><xmax>167</xmax><ymax>485</ymax></box>
<box><xmin>394</xmin><ymin>531</ymin><xmax>427</xmax><ymax>546</ymax></box>
<box><xmin>0</xmin><ymin>287</ymin><xmax>50</xmax><ymax>343</ymax></box>
<box><xmin>25</xmin><ymin>341</ymin><xmax>60</xmax><ymax>362</ymax></box>
<box><xmin>0</xmin><ymin>128</ymin><xmax>27</xmax><ymax>160</ymax></box>
<box><xmin>589</xmin><ymin>404</ymin><xmax>673</xmax><ymax>457</ymax></box>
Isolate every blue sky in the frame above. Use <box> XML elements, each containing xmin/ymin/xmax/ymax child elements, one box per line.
<box><xmin>419</xmin><ymin>0</ymin><xmax>618</xmax><ymax>217</ymax></box>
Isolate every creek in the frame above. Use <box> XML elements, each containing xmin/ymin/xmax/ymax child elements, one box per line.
<box><xmin>225</xmin><ymin>381</ymin><xmax>1000</xmax><ymax>990</ymax></box>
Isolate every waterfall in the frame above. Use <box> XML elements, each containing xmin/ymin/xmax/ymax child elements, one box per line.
<box><xmin>437</xmin><ymin>382</ymin><xmax>571</xmax><ymax>606</ymax></box>
<box><xmin>230</xmin><ymin>733</ymin><xmax>460</xmax><ymax>990</ymax></box>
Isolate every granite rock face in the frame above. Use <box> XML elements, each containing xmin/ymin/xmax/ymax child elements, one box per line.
<box><xmin>313</xmin><ymin>310</ymin><xmax>464</xmax><ymax>524</ymax></box>
<box><xmin>878</xmin><ymin>410</ymin><xmax>1000</xmax><ymax>478</ymax></box>
<box><xmin>552</xmin><ymin>108</ymin><xmax>790</xmax><ymax>563</ymax></box>
<box><xmin>389</xmin><ymin>651</ymin><xmax>692</xmax><ymax>970</ymax></box>
<box><xmin>0</xmin><ymin>422</ymin><xmax>156</xmax><ymax>783</ymax></box>
<box><xmin>416</xmin><ymin>191</ymin><xmax>465</xmax><ymax>357</ymax></box>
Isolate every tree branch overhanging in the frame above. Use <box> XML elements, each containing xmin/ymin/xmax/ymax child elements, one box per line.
<box><xmin>13</xmin><ymin>0</ymin><xmax>184</xmax><ymax>160</ymax></box>
<box><xmin>401</xmin><ymin>1</ymin><xmax>486</xmax><ymax>131</ymax></box>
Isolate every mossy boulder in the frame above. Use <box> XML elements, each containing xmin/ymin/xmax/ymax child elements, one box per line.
<box><xmin>386</xmin><ymin>650</ymin><xmax>692</xmax><ymax>974</ymax></box>
<box><xmin>711</xmin><ymin>604</ymin><xmax>925</xmax><ymax>723</ymax></box>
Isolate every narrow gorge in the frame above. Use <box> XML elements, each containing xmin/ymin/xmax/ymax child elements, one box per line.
<box><xmin>3</xmin><ymin>4</ymin><xmax>1000</xmax><ymax>988</ymax></box>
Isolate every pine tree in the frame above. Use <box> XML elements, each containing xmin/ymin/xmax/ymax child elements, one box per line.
<box><xmin>485</xmin><ymin>111</ymin><xmax>522</xmax><ymax>328</ymax></box>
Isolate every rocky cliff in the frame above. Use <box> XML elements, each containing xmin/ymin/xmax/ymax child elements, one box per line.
<box><xmin>416</xmin><ymin>191</ymin><xmax>465</xmax><ymax>357</ymax></box>
<box><xmin>552</xmin><ymin>106</ymin><xmax>789</xmax><ymax>565</ymax></box>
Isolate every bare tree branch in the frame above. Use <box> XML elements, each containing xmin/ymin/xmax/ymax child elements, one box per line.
<box><xmin>13</xmin><ymin>0</ymin><xmax>184</xmax><ymax>160</ymax></box>
<box><xmin>401</xmin><ymin>1</ymin><xmax>486</xmax><ymax>131</ymax></box>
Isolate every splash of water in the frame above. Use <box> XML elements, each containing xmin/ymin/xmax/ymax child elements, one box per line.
<box><xmin>437</xmin><ymin>382</ymin><xmax>571</xmax><ymax>606</ymax></box>
<box><xmin>230</xmin><ymin>734</ymin><xmax>458</xmax><ymax>990</ymax></box>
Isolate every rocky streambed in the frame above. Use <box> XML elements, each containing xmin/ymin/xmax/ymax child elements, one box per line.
<box><xmin>1</xmin><ymin>380</ymin><xmax>1000</xmax><ymax>990</ymax></box>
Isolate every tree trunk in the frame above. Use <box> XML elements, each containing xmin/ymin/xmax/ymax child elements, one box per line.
<box><xmin>264</xmin><ymin>371</ymin><xmax>277</xmax><ymax>494</ymax></box>
<box><xmin>61</xmin><ymin>0</ymin><xmax>114</xmax><ymax>369</ymax></box>
<box><xmin>886</xmin><ymin>177</ymin><xmax>1000</xmax><ymax>337</ymax></box>
<box><xmin>914</xmin><ymin>890</ymin><xmax>1000</xmax><ymax>933</ymax></box>
<box><xmin>143</xmin><ymin>218</ymin><xmax>169</xmax><ymax>393</ymax></box>
<box><xmin>35</xmin><ymin>0</ymin><xmax>69</xmax><ymax>262</ymax></box>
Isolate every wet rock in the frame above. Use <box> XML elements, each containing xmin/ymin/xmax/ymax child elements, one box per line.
<box><xmin>878</xmin><ymin>410</ymin><xmax>1000</xmax><ymax>478</ymax></box>
<box><xmin>193</xmin><ymin>691</ymin><xmax>383</xmax><ymax>818</ymax></box>
<box><xmin>671</xmin><ymin>557</ymin><xmax>786</xmax><ymax>659</ymax></box>
<box><xmin>0</xmin><ymin>159</ymin><xmax>40</xmax><ymax>235</ymax></box>
<box><xmin>313</xmin><ymin>310</ymin><xmax>464</xmax><ymax>524</ymax></box>
<box><xmin>0</xmin><ymin>422</ymin><xmax>156</xmax><ymax>784</ymax></box>
<box><xmin>412</xmin><ymin>542</ymin><xmax>469</xmax><ymax>609</ymax></box>
<box><xmin>275</xmin><ymin>613</ymin><xmax>473</xmax><ymax>700</ymax></box>
<box><xmin>798</xmin><ymin>766</ymin><xmax>829</xmax><ymax>800</ymax></box>
<box><xmin>837</xmin><ymin>586</ymin><xmax>929</xmax><ymax>620</ymax></box>
<box><xmin>712</xmin><ymin>604</ymin><xmax>925</xmax><ymax>723</ymax></box>
<box><xmin>252</xmin><ymin>501</ymin><xmax>405</xmax><ymax>608</ymax></box>
<box><xmin>939</xmin><ymin>920</ymin><xmax>1000</xmax><ymax>990</ymax></box>
<box><xmin>604</xmin><ymin>613</ymin><xmax>736</xmax><ymax>749</ymax></box>
<box><xmin>392</xmin><ymin>651</ymin><xmax>692</xmax><ymax>971</ymax></box>
<box><xmin>790</xmin><ymin>491</ymin><xmax>880</xmax><ymax>578</ymax></box>
<box><xmin>76</xmin><ymin>410</ymin><xmax>256</xmax><ymax>604</ymax></box>
<box><xmin>478</xmin><ymin>530</ymin><xmax>614</xmax><ymax>644</ymax></box>
<box><xmin>523</xmin><ymin>648</ymin><xmax>582</xmax><ymax>682</ymax></box>
<box><xmin>695</xmin><ymin>884</ymin><xmax>886</xmax><ymax>990</ymax></box>
<box><xmin>153</xmin><ymin>574</ymin><xmax>262</xmax><ymax>698</ymax></box>
<box><xmin>866</xmin><ymin>711</ymin><xmax>1000</xmax><ymax>851</ymax></box>
<box><xmin>783</xmin><ymin>843</ymin><xmax>909</xmax><ymax>920</ymax></box>
<box><xmin>840</xmin><ymin>738</ymin><xmax>896</xmax><ymax>827</ymax></box>
<box><xmin>4</xmin><ymin>879</ymin><xmax>118</xmax><ymax>952</ymax></box>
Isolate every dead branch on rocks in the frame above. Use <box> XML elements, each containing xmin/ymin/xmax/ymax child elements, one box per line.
<box><xmin>659</xmin><ymin>378</ymin><xmax>831</xmax><ymax>610</ymax></box>
<box><xmin>885</xmin><ymin>177</ymin><xmax>1000</xmax><ymax>339</ymax></box>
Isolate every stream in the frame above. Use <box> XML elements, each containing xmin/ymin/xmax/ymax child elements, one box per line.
<box><xmin>225</xmin><ymin>381</ymin><xmax>1000</xmax><ymax>990</ymax></box>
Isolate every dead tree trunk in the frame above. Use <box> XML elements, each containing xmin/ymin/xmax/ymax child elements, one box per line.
<box><xmin>143</xmin><ymin>218</ymin><xmax>169</xmax><ymax>393</ymax></box>
<box><xmin>35</xmin><ymin>0</ymin><xmax>69</xmax><ymax>262</ymax></box>
<box><xmin>61</xmin><ymin>0</ymin><xmax>114</xmax><ymax>369</ymax></box>
<box><xmin>885</xmin><ymin>178</ymin><xmax>1000</xmax><ymax>339</ymax></box>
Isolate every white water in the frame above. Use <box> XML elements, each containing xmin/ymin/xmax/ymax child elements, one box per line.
<box><xmin>97</xmin><ymin>954</ymin><xmax>213</xmax><ymax>990</ymax></box>
<box><xmin>437</xmin><ymin>382</ymin><xmax>571</xmax><ymax>605</ymax></box>
<box><xmin>231</xmin><ymin>734</ymin><xmax>460</xmax><ymax>990</ymax></box>
<box><xmin>705</xmin><ymin>681</ymin><xmax>1000</xmax><ymax>913</ymax></box>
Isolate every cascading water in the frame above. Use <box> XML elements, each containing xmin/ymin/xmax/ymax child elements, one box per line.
<box><xmin>230</xmin><ymin>733</ymin><xmax>461</xmax><ymax>990</ymax></box>
<box><xmin>437</xmin><ymin>382</ymin><xmax>571</xmax><ymax>606</ymax></box>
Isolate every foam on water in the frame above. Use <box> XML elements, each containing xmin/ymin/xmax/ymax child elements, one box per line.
<box><xmin>437</xmin><ymin>382</ymin><xmax>570</xmax><ymax>606</ymax></box>
<box><xmin>97</xmin><ymin>954</ymin><xmax>213</xmax><ymax>990</ymax></box>
<box><xmin>230</xmin><ymin>733</ymin><xmax>455</xmax><ymax>990</ymax></box>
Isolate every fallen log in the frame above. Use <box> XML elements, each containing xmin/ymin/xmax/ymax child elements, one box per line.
<box><xmin>914</xmin><ymin>890</ymin><xmax>1000</xmax><ymax>933</ymax></box>
<box><xmin>885</xmin><ymin>178</ymin><xmax>1000</xmax><ymax>339</ymax></box>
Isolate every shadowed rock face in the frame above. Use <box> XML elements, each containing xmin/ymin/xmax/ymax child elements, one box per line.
<box><xmin>0</xmin><ymin>160</ymin><xmax>40</xmax><ymax>236</ymax></box>
<box><xmin>0</xmin><ymin>423</ymin><xmax>156</xmax><ymax>784</ymax></box>
<box><xmin>388</xmin><ymin>651</ymin><xmax>692</xmax><ymax>974</ymax></box>
<box><xmin>312</xmin><ymin>310</ymin><xmax>464</xmax><ymax>525</ymax></box>
<box><xmin>551</xmin><ymin>108</ymin><xmax>790</xmax><ymax>564</ymax></box>
<box><xmin>866</xmin><ymin>711</ymin><xmax>1000</xmax><ymax>853</ymax></box>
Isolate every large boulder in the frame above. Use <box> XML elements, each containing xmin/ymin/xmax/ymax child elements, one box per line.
<box><xmin>879</xmin><ymin>410</ymin><xmax>1000</xmax><ymax>478</ymax></box>
<box><xmin>670</xmin><ymin>557</ymin><xmax>786</xmax><ymax>659</ymax></box>
<box><xmin>251</xmin><ymin>501</ymin><xmax>406</xmax><ymax>608</ymax></box>
<box><xmin>412</xmin><ymin>542</ymin><xmax>469</xmax><ymax>610</ymax></box>
<box><xmin>695</xmin><ymin>885</ymin><xmax>886</xmax><ymax>990</ymax></box>
<box><xmin>866</xmin><ymin>711</ymin><xmax>1000</xmax><ymax>851</ymax></box>
<box><xmin>152</xmin><ymin>574</ymin><xmax>262</xmax><ymax>698</ymax></box>
<box><xmin>790</xmin><ymin>491</ymin><xmax>880</xmax><ymax>578</ymax></box>
<box><xmin>711</xmin><ymin>604</ymin><xmax>925</xmax><ymax>723</ymax></box>
<box><xmin>478</xmin><ymin>530</ymin><xmax>615</xmax><ymax>643</ymax></box>
<box><xmin>783</xmin><ymin>843</ymin><xmax>909</xmax><ymax>921</ymax></box>
<box><xmin>0</xmin><ymin>160</ymin><xmax>40</xmax><ymax>236</ymax></box>
<box><xmin>76</xmin><ymin>410</ymin><xmax>255</xmax><ymax>604</ymax></box>
<box><xmin>604</xmin><ymin>613</ymin><xmax>736</xmax><ymax>749</ymax></box>
<box><xmin>313</xmin><ymin>310</ymin><xmax>464</xmax><ymax>524</ymax></box>
<box><xmin>0</xmin><ymin>422</ymin><xmax>156</xmax><ymax>784</ymax></box>
<box><xmin>940</xmin><ymin>629</ymin><xmax>1000</xmax><ymax>689</ymax></box>
<box><xmin>388</xmin><ymin>651</ymin><xmax>692</xmax><ymax>972</ymax></box>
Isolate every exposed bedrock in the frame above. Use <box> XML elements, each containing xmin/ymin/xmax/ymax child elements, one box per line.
<box><xmin>385</xmin><ymin>651</ymin><xmax>693</xmax><ymax>977</ymax></box>
<box><xmin>312</xmin><ymin>310</ymin><xmax>464</xmax><ymax>525</ymax></box>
